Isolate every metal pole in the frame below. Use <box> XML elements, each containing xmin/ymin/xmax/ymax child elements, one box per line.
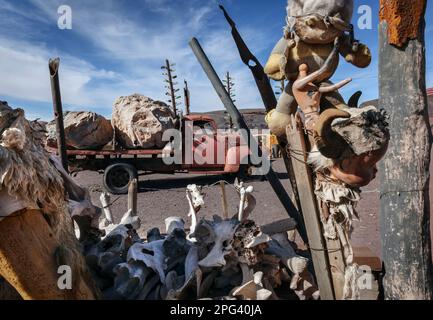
<box><xmin>219</xmin><ymin>5</ymin><xmax>277</xmax><ymax>112</ymax></box>
<box><xmin>189</xmin><ymin>37</ymin><xmax>307</xmax><ymax>243</ymax></box>
<box><xmin>49</xmin><ymin>58</ymin><xmax>68</xmax><ymax>172</ymax></box>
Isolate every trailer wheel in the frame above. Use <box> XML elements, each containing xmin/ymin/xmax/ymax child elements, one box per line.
<box><xmin>103</xmin><ymin>163</ymin><xmax>138</xmax><ymax>195</ymax></box>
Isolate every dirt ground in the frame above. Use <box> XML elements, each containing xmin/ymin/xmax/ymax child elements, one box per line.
<box><xmin>74</xmin><ymin>157</ymin><xmax>433</xmax><ymax>260</ymax></box>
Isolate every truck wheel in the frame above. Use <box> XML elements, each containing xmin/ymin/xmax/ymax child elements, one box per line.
<box><xmin>103</xmin><ymin>163</ymin><xmax>138</xmax><ymax>195</ymax></box>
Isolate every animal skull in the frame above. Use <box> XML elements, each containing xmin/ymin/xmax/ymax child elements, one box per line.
<box><xmin>194</xmin><ymin>218</ymin><xmax>239</xmax><ymax>268</ymax></box>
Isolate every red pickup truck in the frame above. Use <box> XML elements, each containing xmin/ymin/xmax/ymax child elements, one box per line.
<box><xmin>51</xmin><ymin>114</ymin><xmax>254</xmax><ymax>194</ymax></box>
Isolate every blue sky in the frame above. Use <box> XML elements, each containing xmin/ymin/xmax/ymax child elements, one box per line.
<box><xmin>0</xmin><ymin>0</ymin><xmax>432</xmax><ymax>120</ymax></box>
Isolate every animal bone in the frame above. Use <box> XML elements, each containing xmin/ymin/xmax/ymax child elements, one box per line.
<box><xmin>165</xmin><ymin>217</ymin><xmax>185</xmax><ymax>234</ymax></box>
<box><xmin>105</xmin><ymin>261</ymin><xmax>151</xmax><ymax>300</ymax></box>
<box><xmin>86</xmin><ymin>224</ymin><xmax>139</xmax><ymax>276</ymax></box>
<box><xmin>184</xmin><ymin>246</ymin><xmax>199</xmax><ymax>281</ymax></box>
<box><xmin>196</xmin><ymin>218</ymin><xmax>239</xmax><ymax>268</ymax></box>
<box><xmin>136</xmin><ymin>274</ymin><xmax>160</xmax><ymax>300</ymax></box>
<box><xmin>232</xmin><ymin>271</ymin><xmax>272</xmax><ymax>300</ymax></box>
<box><xmin>290</xmin><ymin>270</ymin><xmax>320</xmax><ymax>300</ymax></box>
<box><xmin>186</xmin><ymin>184</ymin><xmax>205</xmax><ymax>238</ymax></box>
<box><xmin>147</xmin><ymin>228</ymin><xmax>163</xmax><ymax>242</ymax></box>
<box><xmin>128</xmin><ymin>240</ymin><xmax>167</xmax><ymax>283</ymax></box>
<box><xmin>163</xmin><ymin>228</ymin><xmax>190</xmax><ymax>269</ymax></box>
<box><xmin>266</xmin><ymin>238</ymin><xmax>308</xmax><ymax>275</ymax></box>
<box><xmin>100</xmin><ymin>192</ymin><xmax>114</xmax><ymax>224</ymax></box>
<box><xmin>234</xmin><ymin>180</ymin><xmax>256</xmax><ymax>221</ymax></box>
<box><xmin>231</xmin><ymin>220</ymin><xmax>270</xmax><ymax>265</ymax></box>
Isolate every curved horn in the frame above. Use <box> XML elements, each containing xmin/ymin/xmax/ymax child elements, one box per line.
<box><xmin>348</xmin><ymin>91</ymin><xmax>362</xmax><ymax>108</ymax></box>
<box><xmin>318</xmin><ymin>78</ymin><xmax>352</xmax><ymax>93</ymax></box>
<box><xmin>293</xmin><ymin>40</ymin><xmax>340</xmax><ymax>91</ymax></box>
<box><xmin>314</xmin><ymin>109</ymin><xmax>351</xmax><ymax>159</ymax></box>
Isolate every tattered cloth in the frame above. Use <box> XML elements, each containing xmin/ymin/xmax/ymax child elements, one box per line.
<box><xmin>314</xmin><ymin>174</ymin><xmax>360</xmax><ymax>261</ymax></box>
<box><xmin>314</xmin><ymin>174</ymin><xmax>362</xmax><ymax>300</ymax></box>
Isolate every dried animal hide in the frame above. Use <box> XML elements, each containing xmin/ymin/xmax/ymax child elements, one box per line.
<box><xmin>0</xmin><ymin>103</ymin><xmax>100</xmax><ymax>299</ymax></box>
<box><xmin>0</xmin><ymin>104</ymin><xmax>66</xmax><ymax>229</ymax></box>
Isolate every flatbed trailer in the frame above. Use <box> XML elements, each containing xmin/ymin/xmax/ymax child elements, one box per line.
<box><xmin>47</xmin><ymin>114</ymin><xmax>255</xmax><ymax>194</ymax></box>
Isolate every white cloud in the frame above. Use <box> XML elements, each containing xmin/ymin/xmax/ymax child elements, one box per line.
<box><xmin>1</xmin><ymin>0</ymin><xmax>267</xmax><ymax>120</ymax></box>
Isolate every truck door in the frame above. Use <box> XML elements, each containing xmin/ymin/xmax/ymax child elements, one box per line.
<box><xmin>190</xmin><ymin>120</ymin><xmax>221</xmax><ymax>168</ymax></box>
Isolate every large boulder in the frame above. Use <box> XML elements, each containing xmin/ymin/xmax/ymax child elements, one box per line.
<box><xmin>47</xmin><ymin>111</ymin><xmax>113</xmax><ymax>150</ymax></box>
<box><xmin>112</xmin><ymin>94</ymin><xmax>176</xmax><ymax>149</ymax></box>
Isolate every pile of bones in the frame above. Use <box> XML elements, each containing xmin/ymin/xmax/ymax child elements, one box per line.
<box><xmin>85</xmin><ymin>182</ymin><xmax>320</xmax><ymax>300</ymax></box>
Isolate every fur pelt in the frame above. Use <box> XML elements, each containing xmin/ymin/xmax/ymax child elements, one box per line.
<box><xmin>0</xmin><ymin>107</ymin><xmax>66</xmax><ymax>230</ymax></box>
<box><xmin>0</xmin><ymin>102</ymin><xmax>100</xmax><ymax>298</ymax></box>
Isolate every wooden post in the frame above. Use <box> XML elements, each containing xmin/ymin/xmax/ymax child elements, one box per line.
<box><xmin>379</xmin><ymin>0</ymin><xmax>433</xmax><ymax>299</ymax></box>
<box><xmin>128</xmin><ymin>179</ymin><xmax>138</xmax><ymax>217</ymax></box>
<box><xmin>286</xmin><ymin>116</ymin><xmax>335</xmax><ymax>300</ymax></box>
<box><xmin>219</xmin><ymin>181</ymin><xmax>229</xmax><ymax>219</ymax></box>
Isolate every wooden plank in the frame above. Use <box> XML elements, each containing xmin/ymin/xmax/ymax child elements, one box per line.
<box><xmin>286</xmin><ymin>115</ymin><xmax>335</xmax><ymax>300</ymax></box>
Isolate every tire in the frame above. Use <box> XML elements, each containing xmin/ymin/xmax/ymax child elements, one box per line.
<box><xmin>103</xmin><ymin>163</ymin><xmax>138</xmax><ymax>195</ymax></box>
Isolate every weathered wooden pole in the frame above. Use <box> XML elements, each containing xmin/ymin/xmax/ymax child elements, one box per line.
<box><xmin>219</xmin><ymin>181</ymin><xmax>229</xmax><ymax>219</ymax></box>
<box><xmin>128</xmin><ymin>178</ymin><xmax>138</xmax><ymax>217</ymax></box>
<box><xmin>379</xmin><ymin>0</ymin><xmax>433</xmax><ymax>299</ymax></box>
